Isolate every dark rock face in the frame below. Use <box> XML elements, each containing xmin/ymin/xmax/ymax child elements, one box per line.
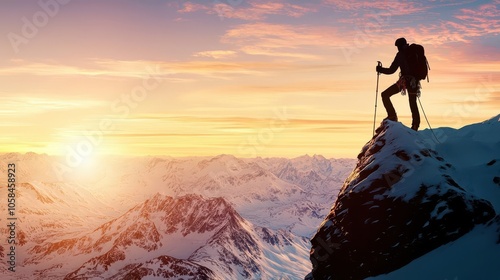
<box><xmin>307</xmin><ymin>121</ymin><xmax>496</xmax><ymax>280</ymax></box>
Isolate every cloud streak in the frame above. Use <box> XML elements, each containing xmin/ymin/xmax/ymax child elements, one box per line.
<box><xmin>133</xmin><ymin>114</ymin><xmax>370</xmax><ymax>129</ymax></box>
<box><xmin>222</xmin><ymin>22</ymin><xmax>344</xmax><ymax>58</ymax></box>
<box><xmin>193</xmin><ymin>50</ymin><xmax>238</xmax><ymax>59</ymax></box>
<box><xmin>178</xmin><ymin>0</ymin><xmax>315</xmax><ymax>20</ymax></box>
<box><xmin>322</xmin><ymin>0</ymin><xmax>428</xmax><ymax>15</ymax></box>
<box><xmin>0</xmin><ymin>96</ymin><xmax>103</xmax><ymax>116</ymax></box>
<box><xmin>0</xmin><ymin>60</ymin><xmax>166</xmax><ymax>79</ymax></box>
<box><xmin>0</xmin><ymin>59</ymin><xmax>292</xmax><ymax>80</ymax></box>
<box><xmin>454</xmin><ymin>2</ymin><xmax>500</xmax><ymax>36</ymax></box>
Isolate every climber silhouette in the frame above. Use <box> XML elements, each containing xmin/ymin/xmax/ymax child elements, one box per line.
<box><xmin>376</xmin><ymin>38</ymin><xmax>420</xmax><ymax>131</ymax></box>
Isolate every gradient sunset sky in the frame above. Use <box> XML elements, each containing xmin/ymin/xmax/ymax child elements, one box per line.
<box><xmin>0</xmin><ymin>0</ymin><xmax>499</xmax><ymax>159</ymax></box>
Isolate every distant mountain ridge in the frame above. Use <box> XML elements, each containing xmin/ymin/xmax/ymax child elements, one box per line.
<box><xmin>12</xmin><ymin>194</ymin><xmax>308</xmax><ymax>279</ymax></box>
<box><xmin>0</xmin><ymin>152</ymin><xmax>355</xmax><ymax>237</ymax></box>
<box><xmin>0</xmin><ymin>153</ymin><xmax>354</xmax><ymax>279</ymax></box>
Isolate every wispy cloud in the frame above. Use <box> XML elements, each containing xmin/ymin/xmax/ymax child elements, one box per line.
<box><xmin>403</xmin><ymin>1</ymin><xmax>499</xmax><ymax>45</ymax></box>
<box><xmin>105</xmin><ymin>133</ymin><xmax>216</xmax><ymax>138</ymax></box>
<box><xmin>135</xmin><ymin>115</ymin><xmax>271</xmax><ymax>126</ymax></box>
<box><xmin>319</xmin><ymin>0</ymin><xmax>499</xmax><ymax>47</ymax></box>
<box><xmin>0</xmin><ymin>96</ymin><xmax>103</xmax><ymax>116</ymax></box>
<box><xmin>134</xmin><ymin>114</ymin><xmax>369</xmax><ymax>128</ymax></box>
<box><xmin>0</xmin><ymin>59</ymin><xmax>167</xmax><ymax>79</ymax></box>
<box><xmin>454</xmin><ymin>2</ymin><xmax>500</xmax><ymax>36</ymax></box>
<box><xmin>177</xmin><ymin>2</ymin><xmax>206</xmax><ymax>13</ymax></box>
<box><xmin>193</xmin><ymin>50</ymin><xmax>238</xmax><ymax>59</ymax></box>
<box><xmin>178</xmin><ymin>0</ymin><xmax>315</xmax><ymax>20</ymax></box>
<box><xmin>213</xmin><ymin>1</ymin><xmax>315</xmax><ymax>20</ymax></box>
<box><xmin>222</xmin><ymin>22</ymin><xmax>343</xmax><ymax>58</ymax></box>
<box><xmin>0</xmin><ymin>62</ymin><xmax>103</xmax><ymax>77</ymax></box>
<box><xmin>322</xmin><ymin>0</ymin><xmax>427</xmax><ymax>15</ymax></box>
<box><xmin>166</xmin><ymin>60</ymin><xmax>298</xmax><ymax>77</ymax></box>
<box><xmin>0</xmin><ymin>59</ymin><xmax>282</xmax><ymax>79</ymax></box>
<box><xmin>96</xmin><ymin>59</ymin><xmax>267</xmax><ymax>78</ymax></box>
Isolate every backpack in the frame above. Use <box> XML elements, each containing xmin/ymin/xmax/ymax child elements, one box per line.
<box><xmin>405</xmin><ymin>43</ymin><xmax>430</xmax><ymax>81</ymax></box>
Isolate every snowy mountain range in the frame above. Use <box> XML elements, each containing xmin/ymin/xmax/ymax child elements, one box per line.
<box><xmin>0</xmin><ymin>152</ymin><xmax>354</xmax><ymax>279</ymax></box>
<box><xmin>25</xmin><ymin>194</ymin><xmax>309</xmax><ymax>279</ymax></box>
<box><xmin>1</xmin><ymin>115</ymin><xmax>499</xmax><ymax>279</ymax></box>
<box><xmin>3</xmin><ymin>153</ymin><xmax>354</xmax><ymax>237</ymax></box>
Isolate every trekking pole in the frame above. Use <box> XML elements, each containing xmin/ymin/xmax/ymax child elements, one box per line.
<box><xmin>373</xmin><ymin>61</ymin><xmax>382</xmax><ymax>136</ymax></box>
<box><xmin>417</xmin><ymin>96</ymin><xmax>441</xmax><ymax>144</ymax></box>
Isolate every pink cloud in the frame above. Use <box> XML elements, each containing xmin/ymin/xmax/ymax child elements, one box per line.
<box><xmin>364</xmin><ymin>1</ymin><xmax>499</xmax><ymax>47</ymax></box>
<box><xmin>193</xmin><ymin>50</ymin><xmax>238</xmax><ymax>59</ymax></box>
<box><xmin>178</xmin><ymin>0</ymin><xmax>315</xmax><ymax>20</ymax></box>
<box><xmin>222</xmin><ymin>23</ymin><xmax>343</xmax><ymax>57</ymax></box>
<box><xmin>321</xmin><ymin>0</ymin><xmax>499</xmax><ymax>47</ymax></box>
<box><xmin>454</xmin><ymin>2</ymin><xmax>500</xmax><ymax>36</ymax></box>
<box><xmin>177</xmin><ymin>2</ymin><xmax>207</xmax><ymax>13</ymax></box>
<box><xmin>323</xmin><ymin>0</ymin><xmax>427</xmax><ymax>16</ymax></box>
<box><xmin>403</xmin><ymin>1</ymin><xmax>500</xmax><ymax>47</ymax></box>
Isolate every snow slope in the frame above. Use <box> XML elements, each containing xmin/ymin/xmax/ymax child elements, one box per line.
<box><xmin>307</xmin><ymin>114</ymin><xmax>500</xmax><ymax>279</ymax></box>
<box><xmin>368</xmin><ymin>217</ymin><xmax>500</xmax><ymax>280</ymax></box>
<box><xmin>368</xmin><ymin>115</ymin><xmax>500</xmax><ymax>280</ymax></box>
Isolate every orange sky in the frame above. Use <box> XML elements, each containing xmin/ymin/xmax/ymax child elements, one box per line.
<box><xmin>0</xmin><ymin>0</ymin><xmax>499</xmax><ymax>160</ymax></box>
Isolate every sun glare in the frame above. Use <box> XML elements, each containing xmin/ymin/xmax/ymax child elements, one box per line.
<box><xmin>52</xmin><ymin>137</ymin><xmax>109</xmax><ymax>184</ymax></box>
<box><xmin>69</xmin><ymin>153</ymin><xmax>109</xmax><ymax>185</ymax></box>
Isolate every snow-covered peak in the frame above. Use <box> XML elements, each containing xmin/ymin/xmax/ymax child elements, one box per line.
<box><xmin>307</xmin><ymin>118</ymin><xmax>499</xmax><ymax>280</ymax></box>
<box><xmin>16</xmin><ymin>193</ymin><xmax>310</xmax><ymax>279</ymax></box>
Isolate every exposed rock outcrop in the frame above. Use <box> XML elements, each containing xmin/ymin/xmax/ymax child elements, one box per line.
<box><xmin>307</xmin><ymin>120</ymin><xmax>496</xmax><ymax>280</ymax></box>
